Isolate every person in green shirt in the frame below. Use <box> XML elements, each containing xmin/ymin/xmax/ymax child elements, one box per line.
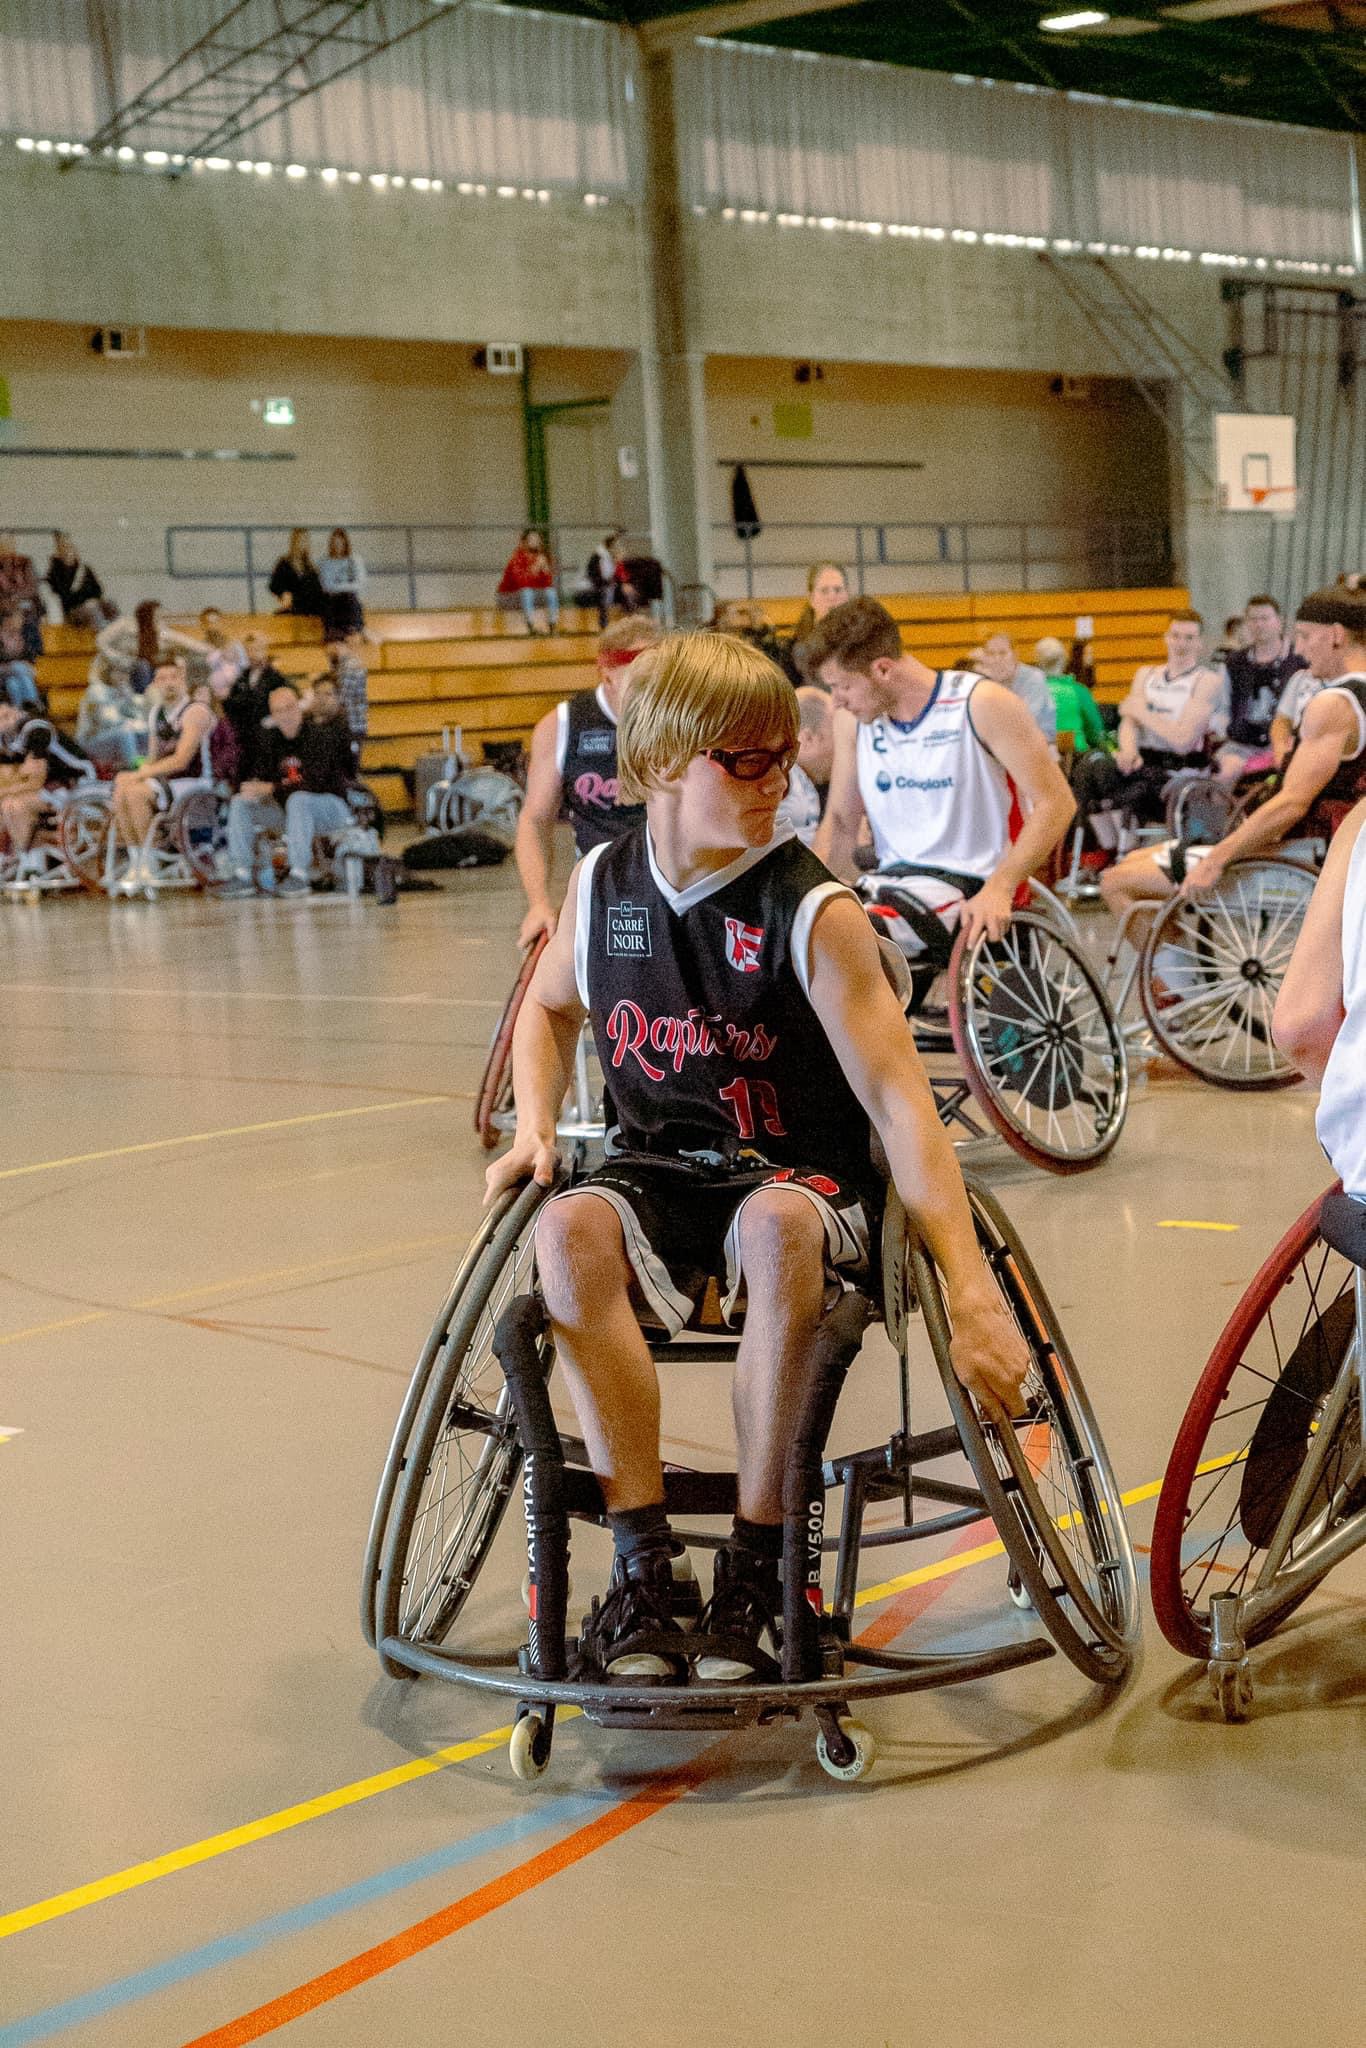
<box><xmin>1035</xmin><ymin>637</ymin><xmax>1109</xmax><ymax>754</ymax></box>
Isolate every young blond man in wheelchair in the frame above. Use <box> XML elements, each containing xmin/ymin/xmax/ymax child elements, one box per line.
<box><xmin>486</xmin><ymin>632</ymin><xmax>1029</xmax><ymax>1687</ymax></box>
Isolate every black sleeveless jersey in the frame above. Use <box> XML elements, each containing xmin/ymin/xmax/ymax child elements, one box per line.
<box><xmin>1304</xmin><ymin>677</ymin><xmax>1366</xmax><ymax>812</ymax></box>
<box><xmin>577</xmin><ymin>822</ymin><xmax>877</xmax><ymax>1194</ymax></box>
<box><xmin>1223</xmin><ymin>649</ymin><xmax>1299</xmax><ymax>748</ymax></box>
<box><xmin>558</xmin><ymin>688</ymin><xmax>645</xmax><ymax>856</ymax></box>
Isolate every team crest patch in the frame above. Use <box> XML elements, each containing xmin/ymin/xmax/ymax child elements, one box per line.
<box><xmin>579</xmin><ymin>729</ymin><xmax>613</xmax><ymax>756</ymax></box>
<box><xmin>724</xmin><ymin>916</ymin><xmax>764</xmax><ymax>972</ymax></box>
<box><xmin>606</xmin><ymin>901</ymin><xmax>652</xmax><ymax>957</ymax></box>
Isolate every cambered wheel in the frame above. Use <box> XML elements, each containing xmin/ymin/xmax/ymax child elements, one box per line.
<box><xmin>911</xmin><ymin>1180</ymin><xmax>1139</xmax><ymax>1684</ymax></box>
<box><xmin>58</xmin><ymin>790</ymin><xmax>114</xmax><ymax>891</ymax></box>
<box><xmin>361</xmin><ymin>1184</ymin><xmax>541</xmax><ymax>1645</ymax></box>
<box><xmin>948</xmin><ymin>912</ymin><xmax>1129</xmax><ymax>1174</ymax></box>
<box><xmin>174</xmin><ymin>788</ymin><xmax>223</xmax><ymax>885</ymax></box>
<box><xmin>476</xmin><ymin>934</ymin><xmax>548</xmax><ymax>1149</ymax></box>
<box><xmin>1150</xmin><ymin>1185</ymin><xmax>1363</xmax><ymax>1660</ymax></box>
<box><xmin>374</xmin><ymin>1178</ymin><xmax>551</xmax><ymax>1676</ymax></box>
<box><xmin>1140</xmin><ymin>859</ymin><xmax>1315</xmax><ymax>1090</ymax></box>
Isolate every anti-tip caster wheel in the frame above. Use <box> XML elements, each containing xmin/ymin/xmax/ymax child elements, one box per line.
<box><xmin>1007</xmin><ymin>1568</ymin><xmax>1034</xmax><ymax>1612</ymax></box>
<box><xmin>1210</xmin><ymin>1661</ymin><xmax>1253</xmax><ymax>1723</ymax></box>
<box><xmin>509</xmin><ymin>1713</ymin><xmax>553</xmax><ymax>1781</ymax></box>
<box><xmin>815</xmin><ymin>1716</ymin><xmax>876</xmax><ymax>1783</ymax></box>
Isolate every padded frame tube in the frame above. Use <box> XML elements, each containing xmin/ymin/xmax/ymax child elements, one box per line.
<box><xmin>494</xmin><ymin>1295</ymin><xmax>570</xmax><ymax>1682</ymax></box>
<box><xmin>781</xmin><ymin>1294</ymin><xmax>869</xmax><ymax>1681</ymax></box>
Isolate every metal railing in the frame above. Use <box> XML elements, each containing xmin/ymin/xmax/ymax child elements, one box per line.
<box><xmin>713</xmin><ymin>519</ymin><xmax>1173</xmax><ymax>598</ymax></box>
<box><xmin>163</xmin><ymin>522</ymin><xmax>650</xmax><ymax>613</ymax></box>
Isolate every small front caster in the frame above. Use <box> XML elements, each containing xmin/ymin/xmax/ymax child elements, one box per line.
<box><xmin>815</xmin><ymin>1712</ymin><xmax>876</xmax><ymax>1782</ymax></box>
<box><xmin>1007</xmin><ymin>1568</ymin><xmax>1034</xmax><ymax>1612</ymax></box>
<box><xmin>1209</xmin><ymin>1660</ymin><xmax>1253</xmax><ymax>1723</ymax></box>
<box><xmin>509</xmin><ymin>1709</ymin><xmax>554</xmax><ymax>1781</ymax></box>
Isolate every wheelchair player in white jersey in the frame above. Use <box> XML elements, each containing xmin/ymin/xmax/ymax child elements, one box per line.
<box><xmin>806</xmin><ymin>596</ymin><xmax>1076</xmax><ymax>949</ymax></box>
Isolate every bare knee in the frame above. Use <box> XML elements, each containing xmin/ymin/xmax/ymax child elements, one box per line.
<box><xmin>535</xmin><ymin>1193</ymin><xmax>631</xmax><ymax>1319</ymax></box>
<box><xmin>736</xmin><ymin>1188</ymin><xmax>826</xmax><ymax>1305</ymax></box>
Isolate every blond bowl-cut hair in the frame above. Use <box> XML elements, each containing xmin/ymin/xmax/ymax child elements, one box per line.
<box><xmin>617</xmin><ymin>631</ymin><xmax>797</xmax><ymax>805</ymax></box>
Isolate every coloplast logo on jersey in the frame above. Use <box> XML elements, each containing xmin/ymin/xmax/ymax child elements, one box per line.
<box><xmin>724</xmin><ymin>916</ymin><xmax>765</xmax><ymax>972</ymax></box>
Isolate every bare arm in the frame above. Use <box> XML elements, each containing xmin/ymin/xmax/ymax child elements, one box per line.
<box><xmin>806</xmin><ymin>895</ymin><xmax>1029</xmax><ymax>1417</ymax></box>
<box><xmin>484</xmin><ymin>860</ymin><xmax>589</xmax><ymax>1202</ymax></box>
<box><xmin>812</xmin><ymin>707</ymin><xmax>864</xmax><ymax>877</ymax></box>
<box><xmin>1185</xmin><ymin>695</ymin><xmax>1360</xmax><ymax>891</ymax></box>
<box><xmin>513</xmin><ymin>707</ymin><xmax>565</xmax><ymax>947</ymax></box>
<box><xmin>141</xmin><ymin>702</ymin><xmax>213</xmax><ymax>780</ymax></box>
<box><xmin>1272</xmin><ymin>798</ymin><xmax>1366</xmax><ymax>1082</ymax></box>
<box><xmin>962</xmin><ymin>680</ymin><xmax>1076</xmax><ymax>942</ymax></box>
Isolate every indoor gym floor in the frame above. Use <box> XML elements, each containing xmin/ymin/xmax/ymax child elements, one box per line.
<box><xmin>2</xmin><ymin>861</ymin><xmax>1364</xmax><ymax>2048</ymax></box>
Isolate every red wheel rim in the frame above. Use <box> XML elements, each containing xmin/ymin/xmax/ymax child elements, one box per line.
<box><xmin>475</xmin><ymin>933</ymin><xmax>547</xmax><ymax>1149</ymax></box>
<box><xmin>59</xmin><ymin>795</ymin><xmax>111</xmax><ymax>891</ymax></box>
<box><xmin>1150</xmin><ymin>1183</ymin><xmax>1340</xmax><ymax>1658</ymax></box>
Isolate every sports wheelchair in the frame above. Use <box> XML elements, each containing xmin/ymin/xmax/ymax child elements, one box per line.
<box><xmin>474</xmin><ymin>931</ymin><xmax>602</xmax><ymax>1154</ymax></box>
<box><xmin>0</xmin><ymin>780</ymin><xmax>103</xmax><ymax>898</ymax></box>
<box><xmin>362</xmin><ymin>1161</ymin><xmax>1139</xmax><ymax>1782</ymax></box>
<box><xmin>860</xmin><ymin>862</ymin><xmax>1129</xmax><ymax>1174</ymax></box>
<box><xmin>1150</xmin><ymin>1185</ymin><xmax>1366</xmax><ymax>1720</ymax></box>
<box><xmin>59</xmin><ymin>780</ymin><xmax>222</xmax><ymax>898</ymax></box>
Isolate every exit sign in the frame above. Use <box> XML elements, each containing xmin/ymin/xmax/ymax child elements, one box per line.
<box><xmin>263</xmin><ymin>396</ymin><xmax>294</xmax><ymax>427</ymax></box>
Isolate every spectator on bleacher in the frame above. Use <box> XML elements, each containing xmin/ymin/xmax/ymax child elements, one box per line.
<box><xmin>318</xmin><ymin>527</ymin><xmax>366</xmax><ymax>637</ymax></box>
<box><xmin>499</xmin><ymin>529</ymin><xmax>560</xmax><ymax>635</ymax></box>
<box><xmin>268</xmin><ymin>529</ymin><xmax>326</xmax><ymax>619</ymax></box>
<box><xmin>1</xmin><ymin>606</ymin><xmax>43</xmax><ymax>710</ymax></box>
<box><xmin>189</xmin><ymin>676</ymin><xmax>242</xmax><ymax>790</ymax></box>
<box><xmin>782</xmin><ymin>563</ymin><xmax>849</xmax><ymax>685</ymax></box>
<box><xmin>199</xmin><ymin>608</ymin><xmax>246</xmax><ymax>699</ymax></box>
<box><xmin>97</xmin><ymin>601</ymin><xmax>205</xmax><ymax>695</ymax></box>
<box><xmin>306</xmin><ymin>673</ymin><xmax>360</xmax><ymax>773</ymax></box>
<box><xmin>576</xmin><ymin>532</ymin><xmax>621</xmax><ymax>630</ymax></box>
<box><xmin>1213</xmin><ymin>594</ymin><xmax>1299</xmax><ymax>781</ymax></box>
<box><xmin>45</xmin><ymin>533</ymin><xmax>114</xmax><ymax>627</ymax></box>
<box><xmin>975</xmin><ymin>634</ymin><xmax>1057</xmax><ymax>741</ymax></box>
<box><xmin>716</xmin><ymin>600</ymin><xmax>787</xmax><ymax>669</ymax></box>
<box><xmin>220</xmin><ymin>680</ymin><xmax>356</xmax><ymax>898</ymax></box>
<box><xmin>222</xmin><ymin>630</ymin><xmax>286</xmax><ymax>775</ymax></box>
<box><xmin>0</xmin><ymin>535</ymin><xmax>42</xmax><ymax>659</ymax></box>
<box><xmin>1068</xmin><ymin>631</ymin><xmax>1099</xmax><ymax>699</ymax></box>
<box><xmin>325</xmin><ymin>629</ymin><xmax>369</xmax><ymax>748</ymax></box>
<box><xmin>776</xmin><ymin>686</ymin><xmax>834</xmax><ymax>845</ymax></box>
<box><xmin>1216</xmin><ymin>613</ymin><xmax>1247</xmax><ymax>660</ymax></box>
<box><xmin>76</xmin><ymin>656</ymin><xmax>145</xmax><ymax>770</ymax></box>
<box><xmin>110</xmin><ymin>654</ymin><xmax>215</xmax><ymax>855</ymax></box>
<box><xmin>1034</xmin><ymin>636</ymin><xmax>1107</xmax><ymax>754</ymax></box>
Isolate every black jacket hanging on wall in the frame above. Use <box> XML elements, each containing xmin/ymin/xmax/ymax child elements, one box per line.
<box><xmin>731</xmin><ymin>464</ymin><xmax>762</xmax><ymax>540</ymax></box>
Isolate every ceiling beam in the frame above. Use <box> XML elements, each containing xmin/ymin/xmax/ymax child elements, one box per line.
<box><xmin>639</xmin><ymin>0</ymin><xmax>866</xmax><ymax>51</ymax></box>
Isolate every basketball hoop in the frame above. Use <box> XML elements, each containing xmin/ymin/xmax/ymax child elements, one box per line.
<box><xmin>1246</xmin><ymin>482</ymin><xmax>1297</xmax><ymax>519</ymax></box>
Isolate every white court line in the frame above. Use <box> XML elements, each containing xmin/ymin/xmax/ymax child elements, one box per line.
<box><xmin>5</xmin><ymin>983</ymin><xmax>500</xmax><ymax>1009</ymax></box>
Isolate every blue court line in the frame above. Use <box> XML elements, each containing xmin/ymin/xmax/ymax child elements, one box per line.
<box><xmin>0</xmin><ymin>1793</ymin><xmax>601</xmax><ymax>2048</ymax></box>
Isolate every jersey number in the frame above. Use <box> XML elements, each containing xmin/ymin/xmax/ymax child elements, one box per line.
<box><xmin>719</xmin><ymin>1077</ymin><xmax>787</xmax><ymax>1141</ymax></box>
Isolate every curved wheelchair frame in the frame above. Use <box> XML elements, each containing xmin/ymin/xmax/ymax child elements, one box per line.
<box><xmin>1150</xmin><ymin>1184</ymin><xmax>1366</xmax><ymax>1720</ymax></box>
<box><xmin>0</xmin><ymin>781</ymin><xmax>102</xmax><ymax>897</ymax></box>
<box><xmin>862</xmin><ymin>868</ymin><xmax>1129</xmax><ymax>1175</ymax></box>
<box><xmin>363</xmin><ymin>1171</ymin><xmax>1139</xmax><ymax>1781</ymax></box>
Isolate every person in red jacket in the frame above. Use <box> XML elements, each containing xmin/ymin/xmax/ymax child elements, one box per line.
<box><xmin>498</xmin><ymin>529</ymin><xmax>560</xmax><ymax>636</ymax></box>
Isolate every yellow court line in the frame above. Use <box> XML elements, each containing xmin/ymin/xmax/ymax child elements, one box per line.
<box><xmin>0</xmin><ymin>1450</ymin><xmax>1246</xmax><ymax>1943</ymax></box>
<box><xmin>0</xmin><ymin>1311</ymin><xmax>109</xmax><ymax>1351</ymax></box>
<box><xmin>0</xmin><ymin>1096</ymin><xmax>453</xmax><ymax>1184</ymax></box>
<box><xmin>1158</xmin><ymin>1220</ymin><xmax>1240</xmax><ymax>1232</ymax></box>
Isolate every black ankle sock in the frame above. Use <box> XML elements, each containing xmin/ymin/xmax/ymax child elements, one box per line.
<box><xmin>610</xmin><ymin>1502</ymin><xmax>673</xmax><ymax>1566</ymax></box>
<box><xmin>731</xmin><ymin>1516</ymin><xmax>783</xmax><ymax>1563</ymax></box>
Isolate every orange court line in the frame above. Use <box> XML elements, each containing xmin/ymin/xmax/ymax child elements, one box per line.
<box><xmin>179</xmin><ymin>1773</ymin><xmax>699</xmax><ymax>2048</ymax></box>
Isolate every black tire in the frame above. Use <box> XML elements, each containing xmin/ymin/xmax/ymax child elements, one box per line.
<box><xmin>373</xmin><ymin>1179</ymin><xmax>551</xmax><ymax>1676</ymax></box>
<box><xmin>360</xmin><ymin>1184</ymin><xmax>538</xmax><ymax>1646</ymax></box>
<box><xmin>174</xmin><ymin>788</ymin><xmax>223</xmax><ymax>885</ymax></box>
<box><xmin>476</xmin><ymin>936</ymin><xmax>547</xmax><ymax>1149</ymax></box>
<box><xmin>948</xmin><ymin>913</ymin><xmax>1129</xmax><ymax>1174</ymax></box>
<box><xmin>906</xmin><ymin>1179</ymin><xmax>1139</xmax><ymax>1684</ymax></box>
<box><xmin>1140</xmin><ymin>858</ymin><xmax>1315</xmax><ymax>1090</ymax></box>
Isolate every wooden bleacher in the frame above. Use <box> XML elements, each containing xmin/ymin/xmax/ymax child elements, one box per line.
<box><xmin>34</xmin><ymin>586</ymin><xmax>1188</xmax><ymax>815</ymax></box>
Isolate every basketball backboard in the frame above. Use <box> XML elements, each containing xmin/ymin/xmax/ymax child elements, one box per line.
<box><xmin>1215</xmin><ymin>413</ymin><xmax>1297</xmax><ymax>516</ymax></box>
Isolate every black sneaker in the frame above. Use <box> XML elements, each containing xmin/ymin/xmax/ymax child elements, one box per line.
<box><xmin>692</xmin><ymin>1545</ymin><xmax>781</xmax><ymax>1683</ymax></box>
<box><xmin>574</xmin><ymin>1549</ymin><xmax>688</xmax><ymax>1684</ymax></box>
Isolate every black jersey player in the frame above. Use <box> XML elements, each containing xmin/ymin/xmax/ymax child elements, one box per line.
<box><xmin>487</xmin><ymin>631</ymin><xmax>1030</xmax><ymax>1687</ymax></box>
<box><xmin>513</xmin><ymin>616</ymin><xmax>662</xmax><ymax>950</ymax></box>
